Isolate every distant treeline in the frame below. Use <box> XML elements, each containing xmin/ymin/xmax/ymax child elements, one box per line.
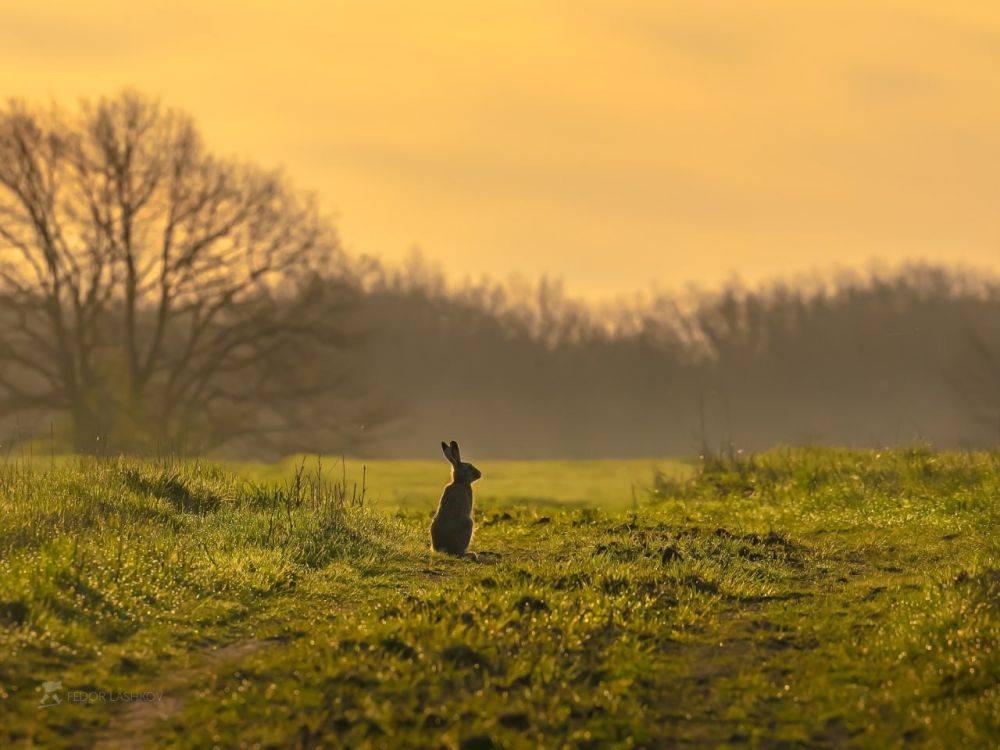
<box><xmin>354</xmin><ymin>259</ymin><xmax>1000</xmax><ymax>457</ymax></box>
<box><xmin>1</xmin><ymin>92</ymin><xmax>997</xmax><ymax>458</ymax></box>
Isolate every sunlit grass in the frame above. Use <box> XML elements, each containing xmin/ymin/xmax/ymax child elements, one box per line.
<box><xmin>0</xmin><ymin>448</ymin><xmax>996</xmax><ymax>748</ymax></box>
<box><xmin>224</xmin><ymin>455</ymin><xmax>691</xmax><ymax>510</ymax></box>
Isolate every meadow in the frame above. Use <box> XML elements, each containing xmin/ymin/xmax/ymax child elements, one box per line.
<box><xmin>0</xmin><ymin>448</ymin><xmax>996</xmax><ymax>748</ymax></box>
<box><xmin>224</xmin><ymin>456</ymin><xmax>688</xmax><ymax>511</ymax></box>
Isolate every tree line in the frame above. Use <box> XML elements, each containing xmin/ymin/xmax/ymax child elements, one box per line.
<box><xmin>358</xmin><ymin>258</ymin><xmax>1000</xmax><ymax>457</ymax></box>
<box><xmin>1</xmin><ymin>93</ymin><xmax>997</xmax><ymax>457</ymax></box>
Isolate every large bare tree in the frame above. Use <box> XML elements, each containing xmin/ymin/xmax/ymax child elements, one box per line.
<box><xmin>0</xmin><ymin>91</ymin><xmax>366</xmax><ymax>453</ymax></box>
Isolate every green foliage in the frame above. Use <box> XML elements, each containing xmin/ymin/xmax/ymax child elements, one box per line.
<box><xmin>0</xmin><ymin>449</ymin><xmax>996</xmax><ymax>748</ymax></box>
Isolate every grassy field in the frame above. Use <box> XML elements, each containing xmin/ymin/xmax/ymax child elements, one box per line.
<box><xmin>223</xmin><ymin>455</ymin><xmax>689</xmax><ymax>511</ymax></box>
<box><xmin>0</xmin><ymin>448</ymin><xmax>997</xmax><ymax>748</ymax></box>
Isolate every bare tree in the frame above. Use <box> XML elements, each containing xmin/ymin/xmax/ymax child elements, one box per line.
<box><xmin>0</xmin><ymin>91</ymin><xmax>364</xmax><ymax>453</ymax></box>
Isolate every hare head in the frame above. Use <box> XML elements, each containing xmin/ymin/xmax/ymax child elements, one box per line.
<box><xmin>441</xmin><ymin>440</ymin><xmax>481</xmax><ymax>484</ymax></box>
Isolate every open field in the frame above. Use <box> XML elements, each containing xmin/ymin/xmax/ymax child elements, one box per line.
<box><xmin>224</xmin><ymin>456</ymin><xmax>690</xmax><ymax>511</ymax></box>
<box><xmin>0</xmin><ymin>448</ymin><xmax>997</xmax><ymax>748</ymax></box>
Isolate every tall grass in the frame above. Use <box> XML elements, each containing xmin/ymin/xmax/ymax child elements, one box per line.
<box><xmin>0</xmin><ymin>457</ymin><xmax>415</xmax><ymax>666</ymax></box>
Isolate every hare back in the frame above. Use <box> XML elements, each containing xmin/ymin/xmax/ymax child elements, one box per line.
<box><xmin>436</xmin><ymin>482</ymin><xmax>473</xmax><ymax>517</ymax></box>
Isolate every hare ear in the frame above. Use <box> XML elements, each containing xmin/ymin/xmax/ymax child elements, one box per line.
<box><xmin>450</xmin><ymin>440</ymin><xmax>461</xmax><ymax>463</ymax></box>
<box><xmin>441</xmin><ymin>441</ymin><xmax>456</xmax><ymax>465</ymax></box>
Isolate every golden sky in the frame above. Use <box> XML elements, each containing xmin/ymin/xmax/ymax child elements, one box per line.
<box><xmin>3</xmin><ymin>0</ymin><xmax>999</xmax><ymax>296</ymax></box>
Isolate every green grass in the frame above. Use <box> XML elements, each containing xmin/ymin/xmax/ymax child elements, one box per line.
<box><xmin>0</xmin><ymin>448</ymin><xmax>997</xmax><ymax>748</ymax></box>
<box><xmin>223</xmin><ymin>455</ymin><xmax>688</xmax><ymax>510</ymax></box>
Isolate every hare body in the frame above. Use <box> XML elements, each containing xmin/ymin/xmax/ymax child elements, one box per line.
<box><xmin>431</xmin><ymin>483</ymin><xmax>474</xmax><ymax>555</ymax></box>
<box><xmin>431</xmin><ymin>440</ymin><xmax>481</xmax><ymax>556</ymax></box>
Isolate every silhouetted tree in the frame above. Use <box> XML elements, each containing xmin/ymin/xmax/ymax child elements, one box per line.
<box><xmin>0</xmin><ymin>92</ymin><xmax>367</xmax><ymax>453</ymax></box>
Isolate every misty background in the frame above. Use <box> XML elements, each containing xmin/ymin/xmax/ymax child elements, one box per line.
<box><xmin>1</xmin><ymin>93</ymin><xmax>997</xmax><ymax>460</ymax></box>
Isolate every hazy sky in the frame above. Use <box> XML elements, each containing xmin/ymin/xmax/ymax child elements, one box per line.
<box><xmin>3</xmin><ymin>1</ymin><xmax>999</xmax><ymax>296</ymax></box>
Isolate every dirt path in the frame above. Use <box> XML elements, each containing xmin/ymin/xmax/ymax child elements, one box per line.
<box><xmin>93</xmin><ymin>639</ymin><xmax>272</xmax><ymax>750</ymax></box>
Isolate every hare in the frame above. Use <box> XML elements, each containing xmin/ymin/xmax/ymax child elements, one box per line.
<box><xmin>430</xmin><ymin>440</ymin><xmax>482</xmax><ymax>557</ymax></box>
